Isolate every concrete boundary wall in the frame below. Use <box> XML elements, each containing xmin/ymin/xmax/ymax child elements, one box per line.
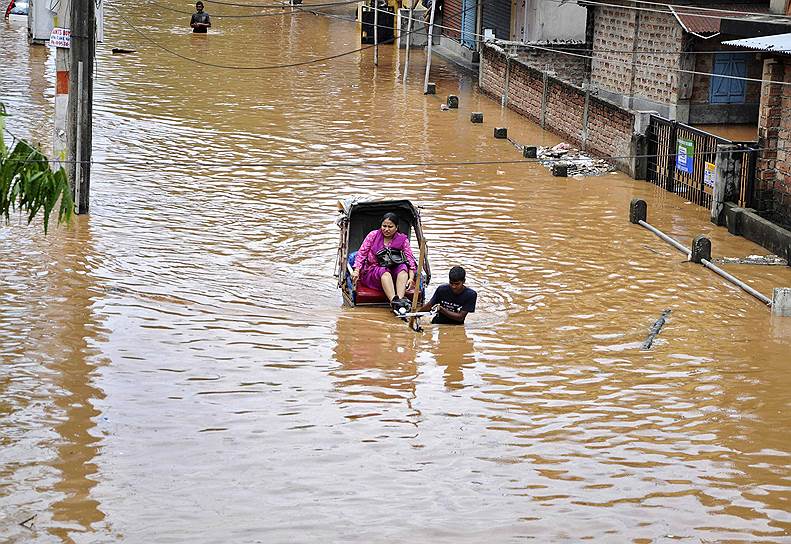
<box><xmin>480</xmin><ymin>43</ymin><xmax>641</xmax><ymax>176</ymax></box>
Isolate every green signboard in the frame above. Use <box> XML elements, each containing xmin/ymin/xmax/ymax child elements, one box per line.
<box><xmin>676</xmin><ymin>138</ymin><xmax>694</xmax><ymax>174</ymax></box>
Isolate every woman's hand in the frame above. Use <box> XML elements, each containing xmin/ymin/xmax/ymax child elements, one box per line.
<box><xmin>406</xmin><ymin>275</ymin><xmax>415</xmax><ymax>291</ymax></box>
<box><xmin>351</xmin><ymin>269</ymin><xmax>360</xmax><ymax>287</ymax></box>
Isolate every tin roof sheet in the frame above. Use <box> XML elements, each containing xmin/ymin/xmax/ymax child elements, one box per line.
<box><xmin>722</xmin><ymin>32</ymin><xmax>791</xmax><ymax>53</ymax></box>
<box><xmin>670</xmin><ymin>4</ymin><xmax>770</xmax><ymax>38</ymax></box>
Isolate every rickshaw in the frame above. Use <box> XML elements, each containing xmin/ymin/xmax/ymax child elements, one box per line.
<box><xmin>335</xmin><ymin>198</ymin><xmax>431</xmax><ymax>308</ymax></box>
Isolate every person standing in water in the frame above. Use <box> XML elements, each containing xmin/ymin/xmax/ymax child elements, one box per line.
<box><xmin>190</xmin><ymin>1</ymin><xmax>211</xmax><ymax>33</ymax></box>
<box><xmin>419</xmin><ymin>266</ymin><xmax>476</xmax><ymax>324</ymax></box>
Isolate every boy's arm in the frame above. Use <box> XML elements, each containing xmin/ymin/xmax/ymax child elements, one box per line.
<box><xmin>436</xmin><ymin>306</ymin><xmax>468</xmax><ymax>323</ymax></box>
<box><xmin>418</xmin><ymin>289</ymin><xmax>438</xmax><ymax>312</ymax></box>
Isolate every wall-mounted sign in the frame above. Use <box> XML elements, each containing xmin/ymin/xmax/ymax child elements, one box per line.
<box><xmin>49</xmin><ymin>27</ymin><xmax>71</xmax><ymax>49</ymax></box>
<box><xmin>704</xmin><ymin>161</ymin><xmax>716</xmax><ymax>188</ymax></box>
<box><xmin>676</xmin><ymin>138</ymin><xmax>694</xmax><ymax>175</ymax></box>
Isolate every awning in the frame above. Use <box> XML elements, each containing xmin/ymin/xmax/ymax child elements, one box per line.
<box><xmin>722</xmin><ymin>32</ymin><xmax>791</xmax><ymax>54</ymax></box>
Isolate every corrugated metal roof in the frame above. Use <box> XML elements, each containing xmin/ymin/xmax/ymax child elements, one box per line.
<box><xmin>723</xmin><ymin>32</ymin><xmax>791</xmax><ymax>53</ymax></box>
<box><xmin>671</xmin><ymin>4</ymin><xmax>770</xmax><ymax>39</ymax></box>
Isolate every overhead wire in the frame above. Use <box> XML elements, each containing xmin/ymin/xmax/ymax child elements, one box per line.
<box><xmin>145</xmin><ymin>0</ymin><xmax>362</xmax><ymax>16</ymax></box>
<box><xmin>113</xmin><ymin>0</ymin><xmax>488</xmax><ymax>70</ymax></box>
<box><xmin>110</xmin><ymin>4</ymin><xmax>384</xmax><ymax>69</ymax></box>
<box><xmin>189</xmin><ymin>0</ymin><xmax>360</xmax><ymax>8</ymax></box>
<box><xmin>3</xmin><ymin>143</ymin><xmax>779</xmax><ymax>170</ymax></box>
<box><xmin>573</xmin><ymin>0</ymin><xmax>791</xmax><ymax>22</ymax></box>
<box><xmin>125</xmin><ymin>0</ymin><xmax>791</xmax><ymax>85</ymax></box>
<box><xmin>146</xmin><ymin>0</ymin><xmax>791</xmax><ymax>55</ymax></box>
<box><xmin>353</xmin><ymin>3</ymin><xmax>791</xmax><ymax>86</ymax></box>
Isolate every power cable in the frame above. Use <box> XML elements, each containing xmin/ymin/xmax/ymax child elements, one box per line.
<box><xmin>110</xmin><ymin>4</ymin><xmax>385</xmax><ymax>69</ymax></box>
<box><xmin>574</xmin><ymin>0</ymin><xmax>791</xmax><ymax>22</ymax></box>
<box><xmin>192</xmin><ymin>0</ymin><xmax>359</xmax><ymax>8</ymax></box>
<box><xmin>3</xmin><ymin>143</ymin><xmax>778</xmax><ymax>170</ymax></box>
<box><xmin>147</xmin><ymin>0</ymin><xmax>791</xmax><ymax>55</ymax></box>
<box><xmin>114</xmin><ymin>0</ymin><xmax>487</xmax><ymax>70</ymax></box>
<box><xmin>123</xmin><ymin>0</ymin><xmax>791</xmax><ymax>83</ymax></box>
<box><xmin>355</xmin><ymin>3</ymin><xmax>791</xmax><ymax>86</ymax></box>
<box><xmin>146</xmin><ymin>0</ymin><xmax>361</xmax><ymax>16</ymax></box>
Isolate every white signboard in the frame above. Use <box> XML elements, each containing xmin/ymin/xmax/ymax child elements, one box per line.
<box><xmin>704</xmin><ymin>161</ymin><xmax>716</xmax><ymax>188</ymax></box>
<box><xmin>49</xmin><ymin>27</ymin><xmax>71</xmax><ymax>48</ymax></box>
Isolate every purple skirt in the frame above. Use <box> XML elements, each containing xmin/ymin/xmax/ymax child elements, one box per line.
<box><xmin>360</xmin><ymin>263</ymin><xmax>409</xmax><ymax>290</ymax></box>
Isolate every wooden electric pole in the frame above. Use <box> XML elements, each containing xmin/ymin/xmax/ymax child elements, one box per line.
<box><xmin>67</xmin><ymin>0</ymin><xmax>95</xmax><ymax>214</ymax></box>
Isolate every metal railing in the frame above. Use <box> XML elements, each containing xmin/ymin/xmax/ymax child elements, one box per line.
<box><xmin>646</xmin><ymin>114</ymin><xmax>757</xmax><ymax>210</ymax></box>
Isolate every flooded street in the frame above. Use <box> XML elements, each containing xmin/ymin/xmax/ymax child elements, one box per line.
<box><xmin>2</xmin><ymin>4</ymin><xmax>791</xmax><ymax>542</ymax></box>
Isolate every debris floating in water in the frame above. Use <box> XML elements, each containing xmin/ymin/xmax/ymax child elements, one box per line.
<box><xmin>641</xmin><ymin>309</ymin><xmax>671</xmax><ymax>351</ymax></box>
<box><xmin>713</xmin><ymin>254</ymin><xmax>788</xmax><ymax>266</ymax></box>
<box><xmin>517</xmin><ymin>142</ymin><xmax>615</xmax><ymax>177</ymax></box>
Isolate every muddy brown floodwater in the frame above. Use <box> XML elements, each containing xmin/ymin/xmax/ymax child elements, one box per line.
<box><xmin>2</xmin><ymin>4</ymin><xmax>791</xmax><ymax>543</ymax></box>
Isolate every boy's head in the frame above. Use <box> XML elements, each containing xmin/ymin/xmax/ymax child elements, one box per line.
<box><xmin>195</xmin><ymin>1</ymin><xmax>204</xmax><ymax>11</ymax></box>
<box><xmin>448</xmin><ymin>266</ymin><xmax>466</xmax><ymax>295</ymax></box>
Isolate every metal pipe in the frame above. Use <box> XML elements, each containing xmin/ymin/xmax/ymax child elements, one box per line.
<box><xmin>701</xmin><ymin>259</ymin><xmax>772</xmax><ymax>306</ymax></box>
<box><xmin>637</xmin><ymin>219</ymin><xmax>772</xmax><ymax>307</ymax></box>
<box><xmin>638</xmin><ymin>220</ymin><xmax>690</xmax><ymax>257</ymax></box>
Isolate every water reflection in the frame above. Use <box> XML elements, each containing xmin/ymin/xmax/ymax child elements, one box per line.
<box><xmin>332</xmin><ymin>310</ymin><xmax>420</xmax><ymax>435</ymax></box>
<box><xmin>431</xmin><ymin>325</ymin><xmax>475</xmax><ymax>390</ymax></box>
<box><xmin>0</xmin><ymin>217</ymin><xmax>108</xmax><ymax>542</ymax></box>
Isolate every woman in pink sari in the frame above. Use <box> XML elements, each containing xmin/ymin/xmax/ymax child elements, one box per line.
<box><xmin>351</xmin><ymin>213</ymin><xmax>418</xmax><ymax>312</ymax></box>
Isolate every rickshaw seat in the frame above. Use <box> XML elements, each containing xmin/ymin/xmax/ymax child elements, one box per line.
<box><xmin>347</xmin><ymin>251</ymin><xmax>420</xmax><ymax>305</ymax></box>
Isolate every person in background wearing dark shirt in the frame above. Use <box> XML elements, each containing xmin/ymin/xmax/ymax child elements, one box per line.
<box><xmin>190</xmin><ymin>1</ymin><xmax>211</xmax><ymax>33</ymax></box>
<box><xmin>419</xmin><ymin>266</ymin><xmax>477</xmax><ymax>324</ymax></box>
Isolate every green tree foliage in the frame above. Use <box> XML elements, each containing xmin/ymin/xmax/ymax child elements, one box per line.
<box><xmin>0</xmin><ymin>103</ymin><xmax>73</xmax><ymax>233</ymax></box>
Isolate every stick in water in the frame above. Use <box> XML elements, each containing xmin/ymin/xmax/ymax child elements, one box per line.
<box><xmin>640</xmin><ymin>309</ymin><xmax>672</xmax><ymax>351</ymax></box>
<box><xmin>409</xmin><ymin>237</ymin><xmax>427</xmax><ymax>331</ymax></box>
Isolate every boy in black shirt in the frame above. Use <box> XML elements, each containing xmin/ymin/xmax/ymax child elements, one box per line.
<box><xmin>190</xmin><ymin>1</ymin><xmax>211</xmax><ymax>33</ymax></box>
<box><xmin>420</xmin><ymin>266</ymin><xmax>477</xmax><ymax>324</ymax></box>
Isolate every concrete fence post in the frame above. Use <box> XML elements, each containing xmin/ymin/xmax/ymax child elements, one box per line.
<box><xmin>691</xmin><ymin>235</ymin><xmax>712</xmax><ymax>264</ymax></box>
<box><xmin>502</xmin><ymin>54</ymin><xmax>511</xmax><ymax>107</ymax></box>
<box><xmin>772</xmin><ymin>288</ymin><xmax>791</xmax><ymax>316</ymax></box>
<box><xmin>631</xmin><ymin>111</ymin><xmax>654</xmax><ymax>181</ymax></box>
<box><xmin>713</xmin><ymin>144</ymin><xmax>740</xmax><ymax>226</ymax></box>
<box><xmin>581</xmin><ymin>82</ymin><xmax>590</xmax><ymax>151</ymax></box>
<box><xmin>541</xmin><ymin>68</ymin><xmax>549</xmax><ymax>129</ymax></box>
<box><xmin>629</xmin><ymin>198</ymin><xmax>647</xmax><ymax>224</ymax></box>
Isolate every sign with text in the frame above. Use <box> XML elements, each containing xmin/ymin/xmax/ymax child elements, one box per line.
<box><xmin>704</xmin><ymin>161</ymin><xmax>716</xmax><ymax>188</ymax></box>
<box><xmin>676</xmin><ymin>138</ymin><xmax>694</xmax><ymax>175</ymax></box>
<box><xmin>49</xmin><ymin>27</ymin><xmax>71</xmax><ymax>49</ymax></box>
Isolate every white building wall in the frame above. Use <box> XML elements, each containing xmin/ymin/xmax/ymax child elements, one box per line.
<box><xmin>516</xmin><ymin>0</ymin><xmax>586</xmax><ymax>42</ymax></box>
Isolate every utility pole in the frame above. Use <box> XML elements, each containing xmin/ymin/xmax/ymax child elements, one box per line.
<box><xmin>373</xmin><ymin>0</ymin><xmax>379</xmax><ymax>65</ymax></box>
<box><xmin>67</xmin><ymin>0</ymin><xmax>95</xmax><ymax>214</ymax></box>
<box><xmin>53</xmin><ymin>0</ymin><xmax>70</xmax><ymax>168</ymax></box>
<box><xmin>423</xmin><ymin>0</ymin><xmax>437</xmax><ymax>94</ymax></box>
<box><xmin>402</xmin><ymin>0</ymin><xmax>415</xmax><ymax>83</ymax></box>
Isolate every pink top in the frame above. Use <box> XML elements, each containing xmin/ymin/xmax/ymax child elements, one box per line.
<box><xmin>353</xmin><ymin>230</ymin><xmax>417</xmax><ymax>272</ymax></box>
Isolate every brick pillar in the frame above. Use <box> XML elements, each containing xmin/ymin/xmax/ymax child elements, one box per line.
<box><xmin>756</xmin><ymin>59</ymin><xmax>785</xmax><ymax>205</ymax></box>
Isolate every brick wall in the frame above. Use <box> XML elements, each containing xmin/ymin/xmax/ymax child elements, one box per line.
<box><xmin>590</xmin><ymin>6</ymin><xmax>683</xmax><ymax>105</ymax></box>
<box><xmin>516</xmin><ymin>43</ymin><xmax>588</xmax><ymax>86</ymax></box>
<box><xmin>757</xmin><ymin>57</ymin><xmax>791</xmax><ymax>225</ymax></box>
<box><xmin>631</xmin><ymin>10</ymin><xmax>683</xmax><ymax>104</ymax></box>
<box><xmin>480</xmin><ymin>43</ymin><xmax>637</xmax><ymax>171</ymax></box>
